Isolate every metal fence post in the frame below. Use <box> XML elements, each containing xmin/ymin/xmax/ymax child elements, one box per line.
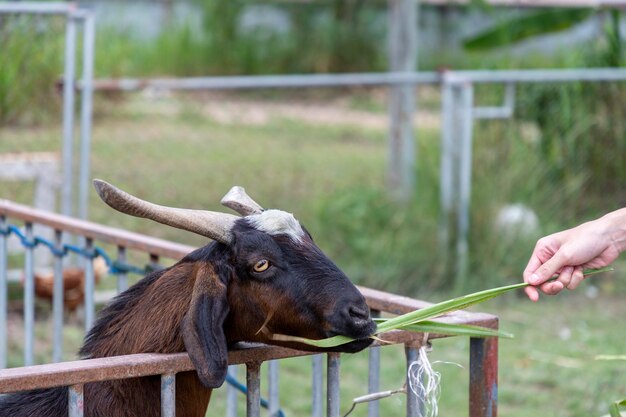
<box><xmin>387</xmin><ymin>0</ymin><xmax>418</xmax><ymax>201</ymax></box>
<box><xmin>439</xmin><ymin>76</ymin><xmax>456</xmax><ymax>261</ymax></box>
<box><xmin>268</xmin><ymin>360</ymin><xmax>280</xmax><ymax>417</ymax></box>
<box><xmin>84</xmin><ymin>238</ymin><xmax>95</xmax><ymax>331</ymax></box>
<box><xmin>161</xmin><ymin>373</ymin><xmax>176</xmax><ymax>417</ymax></box>
<box><xmin>455</xmin><ymin>82</ymin><xmax>475</xmax><ymax>290</ymax></box>
<box><xmin>405</xmin><ymin>346</ymin><xmax>422</xmax><ymax>417</ymax></box>
<box><xmin>24</xmin><ymin>223</ymin><xmax>35</xmax><ymax>366</ymax></box>
<box><xmin>52</xmin><ymin>230</ymin><xmax>64</xmax><ymax>362</ymax></box>
<box><xmin>116</xmin><ymin>246</ymin><xmax>128</xmax><ymax>293</ymax></box>
<box><xmin>61</xmin><ymin>11</ymin><xmax>77</xmax><ymax>219</ymax></box>
<box><xmin>368</xmin><ymin>311</ymin><xmax>381</xmax><ymax>417</ymax></box>
<box><xmin>327</xmin><ymin>353</ymin><xmax>341</xmax><ymax>417</ymax></box>
<box><xmin>246</xmin><ymin>362</ymin><xmax>262</xmax><ymax>417</ymax></box>
<box><xmin>0</xmin><ymin>215</ymin><xmax>6</xmax><ymax>369</ymax></box>
<box><xmin>78</xmin><ymin>10</ymin><xmax>95</xmax><ymax>221</ymax></box>
<box><xmin>226</xmin><ymin>365</ymin><xmax>239</xmax><ymax>417</ymax></box>
<box><xmin>69</xmin><ymin>384</ymin><xmax>84</xmax><ymax>417</ymax></box>
<box><xmin>469</xmin><ymin>337</ymin><xmax>498</xmax><ymax>417</ymax></box>
<box><xmin>312</xmin><ymin>354</ymin><xmax>324</xmax><ymax>417</ymax></box>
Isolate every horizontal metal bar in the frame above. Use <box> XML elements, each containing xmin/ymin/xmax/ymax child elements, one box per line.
<box><xmin>82</xmin><ymin>72</ymin><xmax>440</xmax><ymax>91</ymax></box>
<box><xmin>424</xmin><ymin>0</ymin><xmax>626</xmax><ymax>7</ymax></box>
<box><xmin>0</xmin><ymin>327</ymin><xmax>448</xmax><ymax>394</ymax></box>
<box><xmin>0</xmin><ymin>2</ymin><xmax>78</xmax><ymax>15</ymax></box>
<box><xmin>445</xmin><ymin>68</ymin><xmax>626</xmax><ymax>84</ymax></box>
<box><xmin>0</xmin><ymin>199</ymin><xmax>194</xmax><ymax>260</ymax></box>
<box><xmin>1</xmin><ymin>0</ymin><xmax>621</xmax><ymax>16</ymax></box>
<box><xmin>81</xmin><ymin>67</ymin><xmax>626</xmax><ymax>93</ymax></box>
<box><xmin>473</xmin><ymin>107</ymin><xmax>513</xmax><ymax>119</ymax></box>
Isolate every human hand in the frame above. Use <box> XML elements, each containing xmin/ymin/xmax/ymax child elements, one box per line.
<box><xmin>523</xmin><ymin>209</ymin><xmax>626</xmax><ymax>301</ymax></box>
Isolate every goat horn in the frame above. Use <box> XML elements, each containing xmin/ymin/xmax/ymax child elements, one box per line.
<box><xmin>220</xmin><ymin>186</ymin><xmax>264</xmax><ymax>216</ymax></box>
<box><xmin>93</xmin><ymin>179</ymin><xmax>238</xmax><ymax>244</ymax></box>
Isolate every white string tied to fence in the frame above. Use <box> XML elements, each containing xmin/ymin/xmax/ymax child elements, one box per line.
<box><xmin>343</xmin><ymin>333</ymin><xmax>462</xmax><ymax>417</ymax></box>
<box><xmin>408</xmin><ymin>341</ymin><xmax>441</xmax><ymax>417</ymax></box>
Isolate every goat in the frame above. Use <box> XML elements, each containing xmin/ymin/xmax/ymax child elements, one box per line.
<box><xmin>0</xmin><ymin>180</ymin><xmax>376</xmax><ymax>417</ymax></box>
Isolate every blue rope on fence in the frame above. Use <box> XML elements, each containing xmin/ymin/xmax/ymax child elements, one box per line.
<box><xmin>0</xmin><ymin>223</ymin><xmax>150</xmax><ymax>275</ymax></box>
<box><xmin>1</xmin><ymin>223</ymin><xmax>284</xmax><ymax>411</ymax></box>
<box><xmin>226</xmin><ymin>373</ymin><xmax>286</xmax><ymax>417</ymax></box>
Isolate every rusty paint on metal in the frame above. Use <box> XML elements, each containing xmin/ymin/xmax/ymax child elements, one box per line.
<box><xmin>469</xmin><ymin>335</ymin><xmax>499</xmax><ymax>417</ymax></box>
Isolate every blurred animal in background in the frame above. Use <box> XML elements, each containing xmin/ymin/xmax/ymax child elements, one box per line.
<box><xmin>28</xmin><ymin>257</ymin><xmax>108</xmax><ymax>311</ymax></box>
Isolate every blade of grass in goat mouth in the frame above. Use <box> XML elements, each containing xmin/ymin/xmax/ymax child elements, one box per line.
<box><xmin>272</xmin><ymin>267</ymin><xmax>613</xmax><ymax>348</ymax></box>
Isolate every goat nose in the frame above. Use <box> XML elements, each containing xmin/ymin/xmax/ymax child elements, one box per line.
<box><xmin>347</xmin><ymin>305</ymin><xmax>371</xmax><ymax>322</ymax></box>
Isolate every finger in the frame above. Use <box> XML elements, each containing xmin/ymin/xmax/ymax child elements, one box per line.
<box><xmin>567</xmin><ymin>266</ymin><xmax>585</xmax><ymax>290</ymax></box>
<box><xmin>525</xmin><ymin>286</ymin><xmax>539</xmax><ymax>302</ymax></box>
<box><xmin>530</xmin><ymin>252</ymin><xmax>567</xmax><ymax>285</ymax></box>
<box><xmin>539</xmin><ymin>280</ymin><xmax>564</xmax><ymax>295</ymax></box>
<box><xmin>523</xmin><ymin>254</ymin><xmax>543</xmax><ymax>284</ymax></box>
<box><xmin>557</xmin><ymin>266</ymin><xmax>574</xmax><ymax>289</ymax></box>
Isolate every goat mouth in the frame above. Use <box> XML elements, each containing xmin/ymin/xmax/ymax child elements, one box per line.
<box><xmin>327</xmin><ymin>318</ymin><xmax>377</xmax><ymax>340</ymax></box>
<box><xmin>323</xmin><ymin>321</ymin><xmax>376</xmax><ymax>354</ymax></box>
<box><xmin>327</xmin><ymin>336</ymin><xmax>374</xmax><ymax>353</ymax></box>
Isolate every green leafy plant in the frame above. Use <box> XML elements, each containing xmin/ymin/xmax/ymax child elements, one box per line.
<box><xmin>463</xmin><ymin>9</ymin><xmax>593</xmax><ymax>50</ymax></box>
<box><xmin>0</xmin><ymin>16</ymin><xmax>64</xmax><ymax>125</ymax></box>
<box><xmin>273</xmin><ymin>268</ymin><xmax>613</xmax><ymax>348</ymax></box>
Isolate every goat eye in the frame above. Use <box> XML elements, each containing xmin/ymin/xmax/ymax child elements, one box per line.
<box><xmin>252</xmin><ymin>259</ymin><xmax>270</xmax><ymax>273</ymax></box>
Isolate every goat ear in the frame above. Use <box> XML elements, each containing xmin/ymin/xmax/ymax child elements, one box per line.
<box><xmin>182</xmin><ymin>263</ymin><xmax>230</xmax><ymax>388</ymax></box>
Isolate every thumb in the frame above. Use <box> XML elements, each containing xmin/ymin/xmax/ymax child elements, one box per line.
<box><xmin>529</xmin><ymin>252</ymin><xmax>567</xmax><ymax>285</ymax></box>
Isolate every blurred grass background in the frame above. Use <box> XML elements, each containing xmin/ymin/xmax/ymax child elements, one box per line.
<box><xmin>1</xmin><ymin>1</ymin><xmax>626</xmax><ymax>416</ymax></box>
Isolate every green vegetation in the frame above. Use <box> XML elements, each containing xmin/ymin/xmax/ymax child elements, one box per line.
<box><xmin>2</xmin><ymin>3</ymin><xmax>626</xmax><ymax>416</ymax></box>
<box><xmin>1</xmin><ymin>85</ymin><xmax>624</xmax><ymax>417</ymax></box>
<box><xmin>2</xmin><ymin>89</ymin><xmax>625</xmax><ymax>293</ymax></box>
<box><xmin>463</xmin><ymin>9</ymin><xmax>594</xmax><ymax>51</ymax></box>
<box><xmin>0</xmin><ymin>16</ymin><xmax>64</xmax><ymax>125</ymax></box>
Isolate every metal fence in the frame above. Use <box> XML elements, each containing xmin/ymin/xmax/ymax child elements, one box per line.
<box><xmin>80</xmin><ymin>66</ymin><xmax>626</xmax><ymax>287</ymax></box>
<box><xmin>0</xmin><ymin>2</ymin><xmax>95</xmax><ymax>221</ymax></box>
<box><xmin>0</xmin><ymin>198</ymin><xmax>499</xmax><ymax>417</ymax></box>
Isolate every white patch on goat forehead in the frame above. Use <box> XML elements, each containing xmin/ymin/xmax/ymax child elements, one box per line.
<box><xmin>246</xmin><ymin>209</ymin><xmax>305</xmax><ymax>241</ymax></box>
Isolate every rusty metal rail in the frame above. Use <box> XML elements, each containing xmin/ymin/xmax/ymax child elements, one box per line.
<box><xmin>0</xmin><ymin>199</ymin><xmax>499</xmax><ymax>417</ymax></box>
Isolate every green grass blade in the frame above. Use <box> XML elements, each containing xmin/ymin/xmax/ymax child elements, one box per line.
<box><xmin>582</xmin><ymin>266</ymin><xmax>614</xmax><ymax>277</ymax></box>
<box><xmin>392</xmin><ymin>321</ymin><xmax>514</xmax><ymax>339</ymax></box>
<box><xmin>375</xmin><ymin>282</ymin><xmax>528</xmax><ymax>333</ymax></box>
<box><xmin>271</xmin><ymin>268</ymin><xmax>612</xmax><ymax>349</ymax></box>
<box><xmin>271</xmin><ymin>333</ymin><xmax>356</xmax><ymax>348</ymax></box>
